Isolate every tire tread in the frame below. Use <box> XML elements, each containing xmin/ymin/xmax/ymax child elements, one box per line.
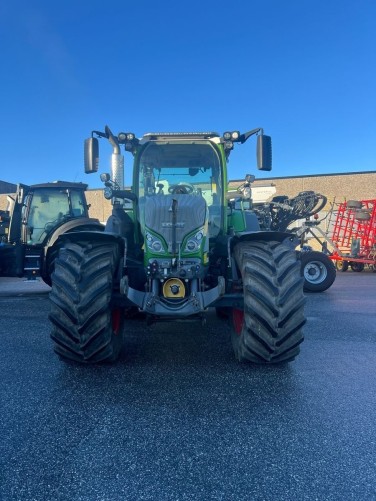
<box><xmin>49</xmin><ymin>240</ymin><xmax>123</xmax><ymax>363</ymax></box>
<box><xmin>232</xmin><ymin>240</ymin><xmax>306</xmax><ymax>364</ymax></box>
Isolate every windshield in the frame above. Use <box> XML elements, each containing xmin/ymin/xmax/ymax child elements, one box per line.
<box><xmin>137</xmin><ymin>141</ymin><xmax>223</xmax><ymax>237</ymax></box>
<box><xmin>25</xmin><ymin>188</ymin><xmax>87</xmax><ymax>243</ymax></box>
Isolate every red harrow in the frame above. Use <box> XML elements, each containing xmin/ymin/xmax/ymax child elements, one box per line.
<box><xmin>329</xmin><ymin>199</ymin><xmax>376</xmax><ymax>272</ymax></box>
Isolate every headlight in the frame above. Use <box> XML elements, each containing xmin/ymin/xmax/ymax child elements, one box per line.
<box><xmin>186</xmin><ymin>239</ymin><xmax>199</xmax><ymax>252</ymax></box>
<box><xmin>243</xmin><ymin>187</ymin><xmax>251</xmax><ymax>199</ymax></box>
<box><xmin>152</xmin><ymin>240</ymin><xmax>162</xmax><ymax>252</ymax></box>
<box><xmin>145</xmin><ymin>232</ymin><xmax>164</xmax><ymax>253</ymax></box>
<box><xmin>184</xmin><ymin>229</ymin><xmax>205</xmax><ymax>253</ymax></box>
<box><xmin>223</xmin><ymin>131</ymin><xmax>239</xmax><ymax>142</ymax></box>
<box><xmin>118</xmin><ymin>132</ymin><xmax>135</xmax><ymax>142</ymax></box>
<box><xmin>103</xmin><ymin>187</ymin><xmax>113</xmax><ymax>199</ymax></box>
<box><xmin>100</xmin><ymin>173</ymin><xmax>110</xmax><ymax>182</ymax></box>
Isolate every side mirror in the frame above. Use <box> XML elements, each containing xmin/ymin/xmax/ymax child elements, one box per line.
<box><xmin>84</xmin><ymin>137</ymin><xmax>99</xmax><ymax>174</ymax></box>
<box><xmin>257</xmin><ymin>135</ymin><xmax>272</xmax><ymax>171</ymax></box>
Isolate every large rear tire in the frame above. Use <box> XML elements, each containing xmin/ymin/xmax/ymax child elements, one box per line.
<box><xmin>49</xmin><ymin>240</ymin><xmax>124</xmax><ymax>363</ymax></box>
<box><xmin>231</xmin><ymin>240</ymin><xmax>306</xmax><ymax>364</ymax></box>
<box><xmin>300</xmin><ymin>251</ymin><xmax>336</xmax><ymax>292</ymax></box>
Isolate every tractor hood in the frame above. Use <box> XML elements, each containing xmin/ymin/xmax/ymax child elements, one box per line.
<box><xmin>143</xmin><ymin>194</ymin><xmax>207</xmax><ymax>254</ymax></box>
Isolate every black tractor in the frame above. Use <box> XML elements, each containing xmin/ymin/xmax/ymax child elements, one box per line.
<box><xmin>0</xmin><ymin>181</ymin><xmax>103</xmax><ymax>284</ymax></box>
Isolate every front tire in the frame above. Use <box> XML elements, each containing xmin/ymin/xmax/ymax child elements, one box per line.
<box><xmin>42</xmin><ymin>244</ymin><xmax>61</xmax><ymax>286</ymax></box>
<box><xmin>49</xmin><ymin>240</ymin><xmax>124</xmax><ymax>363</ymax></box>
<box><xmin>231</xmin><ymin>240</ymin><xmax>306</xmax><ymax>364</ymax></box>
<box><xmin>300</xmin><ymin>251</ymin><xmax>336</xmax><ymax>292</ymax></box>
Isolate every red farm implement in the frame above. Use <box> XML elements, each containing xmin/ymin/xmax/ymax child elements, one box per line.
<box><xmin>329</xmin><ymin>199</ymin><xmax>376</xmax><ymax>272</ymax></box>
<box><xmin>293</xmin><ymin>197</ymin><xmax>376</xmax><ymax>274</ymax></box>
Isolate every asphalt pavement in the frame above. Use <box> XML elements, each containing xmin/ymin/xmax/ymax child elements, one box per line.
<box><xmin>1</xmin><ymin>272</ymin><xmax>375</xmax><ymax>501</ymax></box>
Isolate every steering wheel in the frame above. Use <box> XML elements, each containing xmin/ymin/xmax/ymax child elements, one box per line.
<box><xmin>168</xmin><ymin>183</ymin><xmax>195</xmax><ymax>194</ymax></box>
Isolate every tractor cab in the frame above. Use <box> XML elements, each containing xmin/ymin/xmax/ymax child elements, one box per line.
<box><xmin>19</xmin><ymin>183</ymin><xmax>90</xmax><ymax>245</ymax></box>
<box><xmin>135</xmin><ymin>133</ymin><xmax>226</xmax><ymax>242</ymax></box>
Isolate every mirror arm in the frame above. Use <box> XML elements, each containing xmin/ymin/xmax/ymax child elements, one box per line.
<box><xmin>239</xmin><ymin>127</ymin><xmax>263</xmax><ymax>144</ymax></box>
<box><xmin>92</xmin><ymin>130</ymin><xmax>107</xmax><ymax>139</ymax></box>
<box><xmin>105</xmin><ymin>125</ymin><xmax>120</xmax><ymax>154</ymax></box>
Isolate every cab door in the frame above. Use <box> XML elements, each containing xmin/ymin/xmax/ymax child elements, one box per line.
<box><xmin>8</xmin><ymin>184</ymin><xmax>30</xmax><ymax>244</ymax></box>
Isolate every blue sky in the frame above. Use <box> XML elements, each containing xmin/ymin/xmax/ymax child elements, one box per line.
<box><xmin>0</xmin><ymin>1</ymin><xmax>375</xmax><ymax>188</ymax></box>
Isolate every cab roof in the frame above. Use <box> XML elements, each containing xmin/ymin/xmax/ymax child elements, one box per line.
<box><xmin>141</xmin><ymin>132</ymin><xmax>220</xmax><ymax>142</ymax></box>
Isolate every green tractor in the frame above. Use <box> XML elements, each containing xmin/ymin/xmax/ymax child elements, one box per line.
<box><xmin>49</xmin><ymin>126</ymin><xmax>306</xmax><ymax>364</ymax></box>
<box><xmin>0</xmin><ymin>182</ymin><xmax>103</xmax><ymax>284</ymax></box>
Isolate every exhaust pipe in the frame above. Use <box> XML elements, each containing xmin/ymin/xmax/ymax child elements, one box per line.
<box><xmin>105</xmin><ymin>125</ymin><xmax>124</xmax><ymax>189</ymax></box>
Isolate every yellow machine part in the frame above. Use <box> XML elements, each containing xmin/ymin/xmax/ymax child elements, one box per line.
<box><xmin>162</xmin><ymin>278</ymin><xmax>185</xmax><ymax>298</ymax></box>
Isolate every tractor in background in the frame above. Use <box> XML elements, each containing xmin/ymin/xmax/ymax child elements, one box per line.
<box><xmin>0</xmin><ymin>181</ymin><xmax>103</xmax><ymax>285</ymax></box>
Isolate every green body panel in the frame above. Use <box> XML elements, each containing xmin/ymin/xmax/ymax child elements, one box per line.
<box><xmin>218</xmin><ymin>144</ymin><xmax>228</xmax><ymax>235</ymax></box>
<box><xmin>143</xmin><ymin>227</ymin><xmax>208</xmax><ymax>265</ymax></box>
<box><xmin>228</xmin><ymin>210</ymin><xmax>246</xmax><ymax>233</ymax></box>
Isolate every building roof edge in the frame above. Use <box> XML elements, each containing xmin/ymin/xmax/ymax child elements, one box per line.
<box><xmin>231</xmin><ymin>170</ymin><xmax>376</xmax><ymax>183</ymax></box>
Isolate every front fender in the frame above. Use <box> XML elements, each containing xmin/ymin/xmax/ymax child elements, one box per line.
<box><xmin>42</xmin><ymin>230</ymin><xmax>126</xmax><ymax>283</ymax></box>
<box><xmin>46</xmin><ymin>218</ymin><xmax>104</xmax><ymax>248</ymax></box>
<box><xmin>53</xmin><ymin>229</ymin><xmax>125</xmax><ymax>251</ymax></box>
<box><xmin>228</xmin><ymin>231</ymin><xmax>299</xmax><ymax>281</ymax></box>
<box><xmin>231</xmin><ymin>230</ymin><xmax>297</xmax><ymax>249</ymax></box>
